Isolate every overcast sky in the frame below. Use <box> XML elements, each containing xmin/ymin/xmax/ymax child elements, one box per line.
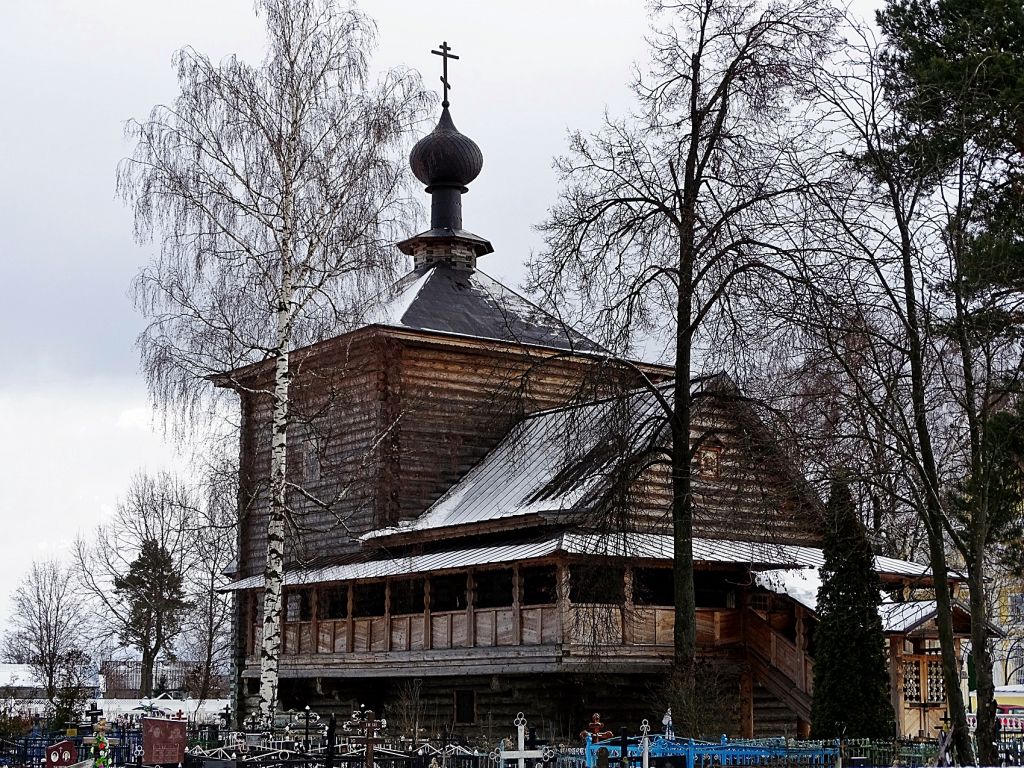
<box><xmin>0</xmin><ymin>0</ymin><xmax>879</xmax><ymax>619</ymax></box>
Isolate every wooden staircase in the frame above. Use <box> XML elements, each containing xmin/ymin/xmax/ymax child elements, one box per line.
<box><xmin>744</xmin><ymin>609</ymin><xmax>813</xmax><ymax>725</ymax></box>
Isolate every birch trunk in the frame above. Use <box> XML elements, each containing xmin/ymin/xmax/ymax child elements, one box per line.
<box><xmin>258</xmin><ymin>236</ymin><xmax>295</xmax><ymax>724</ymax></box>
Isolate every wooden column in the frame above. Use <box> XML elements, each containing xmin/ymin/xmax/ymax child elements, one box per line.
<box><xmin>424</xmin><ymin>578</ymin><xmax>433</xmax><ymax>650</ymax></box>
<box><xmin>384</xmin><ymin>581</ymin><xmax>392</xmax><ymax>652</ymax></box>
<box><xmin>557</xmin><ymin>563</ymin><xmax>571</xmax><ymax>648</ymax></box>
<box><xmin>889</xmin><ymin>636</ymin><xmax>904</xmax><ymax>736</ymax></box>
<box><xmin>466</xmin><ymin>572</ymin><xmax>476</xmax><ymax>647</ymax></box>
<box><xmin>739</xmin><ymin>670</ymin><xmax>754</xmax><ymax>738</ymax></box>
<box><xmin>346</xmin><ymin>584</ymin><xmax>354</xmax><ymax>653</ymax></box>
<box><xmin>311</xmin><ymin>587</ymin><xmax>319</xmax><ymax>655</ymax></box>
<box><xmin>512</xmin><ymin>565</ymin><xmax>522</xmax><ymax>645</ymax></box>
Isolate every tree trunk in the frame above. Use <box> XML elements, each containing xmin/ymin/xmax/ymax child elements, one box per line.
<box><xmin>895</xmin><ymin>207</ymin><xmax>974</xmax><ymax>765</ymax></box>
<box><xmin>970</xmin><ymin>548</ymin><xmax>998</xmax><ymax>766</ymax></box>
<box><xmin>140</xmin><ymin>648</ymin><xmax>155</xmax><ymax>699</ymax></box>
<box><xmin>258</xmin><ymin>231</ymin><xmax>295</xmax><ymax>724</ymax></box>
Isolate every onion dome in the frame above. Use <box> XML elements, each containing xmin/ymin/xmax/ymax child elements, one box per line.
<box><xmin>409</xmin><ymin>107</ymin><xmax>483</xmax><ymax>191</ymax></box>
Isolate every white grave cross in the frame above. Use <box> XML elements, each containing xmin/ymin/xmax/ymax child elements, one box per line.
<box><xmin>495</xmin><ymin>714</ymin><xmax>554</xmax><ymax>768</ymax></box>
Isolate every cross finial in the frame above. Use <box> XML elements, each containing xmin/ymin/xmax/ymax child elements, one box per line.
<box><xmin>431</xmin><ymin>41</ymin><xmax>460</xmax><ymax>108</ymax></box>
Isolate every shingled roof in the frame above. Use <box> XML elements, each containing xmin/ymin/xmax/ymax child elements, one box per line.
<box><xmin>365</xmin><ymin>263</ymin><xmax>604</xmax><ymax>353</ymax></box>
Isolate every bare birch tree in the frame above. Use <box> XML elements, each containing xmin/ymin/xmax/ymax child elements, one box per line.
<box><xmin>529</xmin><ymin>0</ymin><xmax>839</xmax><ymax>686</ymax></box>
<box><xmin>118</xmin><ymin>0</ymin><xmax>429</xmax><ymax>722</ymax></box>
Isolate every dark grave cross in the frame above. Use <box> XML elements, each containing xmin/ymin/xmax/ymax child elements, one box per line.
<box><xmin>619</xmin><ymin>727</ymin><xmax>629</xmax><ymax>768</ymax></box>
<box><xmin>325</xmin><ymin>714</ymin><xmax>337</xmax><ymax>768</ymax></box>
<box><xmin>431</xmin><ymin>41</ymin><xmax>460</xmax><ymax>108</ymax></box>
<box><xmin>87</xmin><ymin>703</ymin><xmax>104</xmax><ymax>726</ymax></box>
<box><xmin>934</xmin><ymin>711</ymin><xmax>954</xmax><ymax>768</ymax></box>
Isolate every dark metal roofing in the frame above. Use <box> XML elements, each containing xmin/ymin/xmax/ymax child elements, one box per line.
<box><xmin>366</xmin><ymin>263</ymin><xmax>605</xmax><ymax>353</ymax></box>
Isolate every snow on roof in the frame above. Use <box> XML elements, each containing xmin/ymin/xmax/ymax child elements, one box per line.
<box><xmin>0</xmin><ymin>664</ymin><xmax>40</xmax><ymax>689</ymax></box>
<box><xmin>224</xmin><ymin>532</ymin><xmax>931</xmax><ymax>591</ymax></box>
<box><xmin>364</xmin><ymin>264</ymin><xmax>603</xmax><ymax>353</ymax></box>
<box><xmin>754</xmin><ymin>568</ymin><xmax>822</xmax><ymax>611</ymax></box>
<box><xmin>363</xmin><ymin>387</ymin><xmax>671</xmax><ymax>541</ymax></box>
<box><xmin>877</xmin><ymin>600</ymin><xmax>941</xmax><ymax>633</ymax></box>
<box><xmin>754</xmin><ymin>572</ymin><xmax>952</xmax><ymax>633</ymax></box>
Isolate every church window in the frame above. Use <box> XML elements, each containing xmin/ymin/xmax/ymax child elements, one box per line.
<box><xmin>696</xmin><ymin>446</ymin><xmax>722</xmax><ymax>478</ymax></box>
<box><xmin>570</xmin><ymin>565</ymin><xmax>624</xmax><ymax>603</ymax></box>
<box><xmin>352</xmin><ymin>582</ymin><xmax>386</xmax><ymax>617</ymax></box>
<box><xmin>430</xmin><ymin>574</ymin><xmax>468</xmax><ymax>612</ymax></box>
<box><xmin>521</xmin><ymin>566</ymin><xmax>558</xmax><ymax>605</ymax></box>
<box><xmin>454</xmin><ymin>689</ymin><xmax>476</xmax><ymax>725</ymax></box>
<box><xmin>390</xmin><ymin>578</ymin><xmax>425</xmax><ymax>615</ymax></box>
<box><xmin>633</xmin><ymin>568</ymin><xmax>674</xmax><ymax>606</ymax></box>
<box><xmin>303</xmin><ymin>440</ymin><xmax>321</xmax><ymax>483</ymax></box>
<box><xmin>474</xmin><ymin>569</ymin><xmax>514</xmax><ymax>608</ymax></box>
<box><xmin>285</xmin><ymin>590</ymin><xmax>312</xmax><ymax>621</ymax></box>
<box><xmin>320</xmin><ymin>585</ymin><xmax>348</xmax><ymax>620</ymax></box>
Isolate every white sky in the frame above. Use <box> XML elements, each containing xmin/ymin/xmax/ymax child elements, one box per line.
<box><xmin>0</xmin><ymin>0</ymin><xmax>880</xmax><ymax>618</ymax></box>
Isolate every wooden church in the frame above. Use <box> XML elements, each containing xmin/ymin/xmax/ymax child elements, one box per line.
<box><xmin>221</xmin><ymin>86</ymin><xmax>971</xmax><ymax>741</ymax></box>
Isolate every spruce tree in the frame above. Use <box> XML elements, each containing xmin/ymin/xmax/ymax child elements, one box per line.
<box><xmin>811</xmin><ymin>478</ymin><xmax>895</xmax><ymax>739</ymax></box>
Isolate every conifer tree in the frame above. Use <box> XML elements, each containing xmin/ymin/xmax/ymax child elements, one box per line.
<box><xmin>811</xmin><ymin>478</ymin><xmax>894</xmax><ymax>739</ymax></box>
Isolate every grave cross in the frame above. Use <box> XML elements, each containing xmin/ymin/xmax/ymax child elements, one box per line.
<box><xmin>581</xmin><ymin>713</ymin><xmax>613</xmax><ymax>743</ymax></box>
<box><xmin>343</xmin><ymin>705</ymin><xmax>387</xmax><ymax>768</ymax></box>
<box><xmin>86</xmin><ymin>703</ymin><xmax>104</xmax><ymax>725</ymax></box>
<box><xmin>431</xmin><ymin>41</ymin><xmax>460</xmax><ymax>108</ymax></box>
<box><xmin>618</xmin><ymin>727</ymin><xmax>629</xmax><ymax>768</ymax></box>
<box><xmin>496</xmin><ymin>713</ymin><xmax>554</xmax><ymax>768</ymax></box>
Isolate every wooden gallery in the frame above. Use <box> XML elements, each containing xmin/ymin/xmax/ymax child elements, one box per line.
<box><xmin>221</xmin><ymin>99</ymin><xmax>972</xmax><ymax>740</ymax></box>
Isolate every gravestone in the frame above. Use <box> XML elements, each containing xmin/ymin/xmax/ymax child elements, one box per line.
<box><xmin>46</xmin><ymin>740</ymin><xmax>78</xmax><ymax>767</ymax></box>
<box><xmin>143</xmin><ymin>717</ymin><xmax>187</xmax><ymax>764</ymax></box>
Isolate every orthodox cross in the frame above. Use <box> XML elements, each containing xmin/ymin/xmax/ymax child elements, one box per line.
<box><xmin>580</xmin><ymin>713</ymin><xmax>613</xmax><ymax>743</ymax></box>
<box><xmin>431</xmin><ymin>41</ymin><xmax>459</xmax><ymax>108</ymax></box>
<box><xmin>343</xmin><ymin>705</ymin><xmax>387</xmax><ymax>768</ymax></box>
<box><xmin>493</xmin><ymin>713</ymin><xmax>554</xmax><ymax>768</ymax></box>
<box><xmin>86</xmin><ymin>703</ymin><xmax>104</xmax><ymax>725</ymax></box>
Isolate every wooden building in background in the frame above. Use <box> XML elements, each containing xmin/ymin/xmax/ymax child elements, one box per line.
<box><xmin>221</xmin><ymin>101</ymin><xmax>971</xmax><ymax>740</ymax></box>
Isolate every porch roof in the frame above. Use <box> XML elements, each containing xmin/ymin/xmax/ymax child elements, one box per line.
<box><xmin>222</xmin><ymin>532</ymin><xmax>931</xmax><ymax>591</ymax></box>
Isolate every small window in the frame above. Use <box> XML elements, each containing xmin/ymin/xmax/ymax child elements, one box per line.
<box><xmin>633</xmin><ymin>568</ymin><xmax>674</xmax><ymax>606</ymax></box>
<box><xmin>474</xmin><ymin>569</ymin><xmax>514</xmax><ymax>609</ymax></box>
<box><xmin>320</xmin><ymin>586</ymin><xmax>348</xmax><ymax>620</ymax></box>
<box><xmin>352</xmin><ymin>583</ymin><xmax>386</xmax><ymax>617</ymax></box>
<box><xmin>390</xmin><ymin>578</ymin><xmax>425</xmax><ymax>615</ymax></box>
<box><xmin>749</xmin><ymin>592</ymin><xmax>771</xmax><ymax>612</ymax></box>
<box><xmin>454</xmin><ymin>689</ymin><xmax>475</xmax><ymax>725</ymax></box>
<box><xmin>285</xmin><ymin>590</ymin><xmax>312</xmax><ymax>621</ymax></box>
<box><xmin>521</xmin><ymin>566</ymin><xmax>558</xmax><ymax>606</ymax></box>
<box><xmin>570</xmin><ymin>565</ymin><xmax>624</xmax><ymax>603</ymax></box>
<box><xmin>304</xmin><ymin>441</ymin><xmax>321</xmax><ymax>483</ymax></box>
<box><xmin>696</xmin><ymin>446</ymin><xmax>722</xmax><ymax>478</ymax></box>
<box><xmin>1010</xmin><ymin>594</ymin><xmax>1024</xmax><ymax>619</ymax></box>
<box><xmin>430</xmin><ymin>574</ymin><xmax>467</xmax><ymax>612</ymax></box>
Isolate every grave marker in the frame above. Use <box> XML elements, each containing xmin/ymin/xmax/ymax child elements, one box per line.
<box><xmin>142</xmin><ymin>717</ymin><xmax>187</xmax><ymax>765</ymax></box>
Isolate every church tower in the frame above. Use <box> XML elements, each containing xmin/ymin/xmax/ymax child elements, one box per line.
<box><xmin>397</xmin><ymin>42</ymin><xmax>493</xmax><ymax>271</ymax></box>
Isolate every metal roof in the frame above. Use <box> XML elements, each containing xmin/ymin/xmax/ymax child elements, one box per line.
<box><xmin>223</xmin><ymin>532</ymin><xmax>930</xmax><ymax>591</ymax></box>
<box><xmin>363</xmin><ymin>387</ymin><xmax>670</xmax><ymax>542</ymax></box>
<box><xmin>364</xmin><ymin>264</ymin><xmax>603</xmax><ymax>353</ymax></box>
